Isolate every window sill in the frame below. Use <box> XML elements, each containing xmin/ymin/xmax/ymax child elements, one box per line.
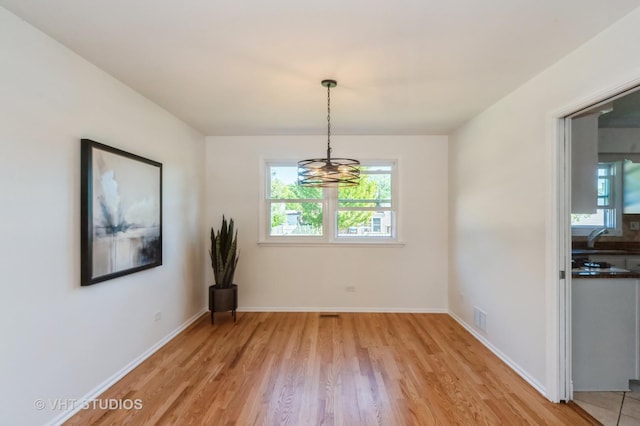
<box><xmin>258</xmin><ymin>240</ymin><xmax>405</xmax><ymax>248</ymax></box>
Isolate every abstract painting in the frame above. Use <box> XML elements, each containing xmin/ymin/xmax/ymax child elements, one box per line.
<box><xmin>81</xmin><ymin>139</ymin><xmax>162</xmax><ymax>286</ymax></box>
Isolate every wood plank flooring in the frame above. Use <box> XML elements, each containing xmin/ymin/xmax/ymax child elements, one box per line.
<box><xmin>66</xmin><ymin>313</ymin><xmax>598</xmax><ymax>425</ymax></box>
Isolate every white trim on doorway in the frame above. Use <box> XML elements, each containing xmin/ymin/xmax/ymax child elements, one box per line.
<box><xmin>548</xmin><ymin>76</ymin><xmax>640</xmax><ymax>403</ymax></box>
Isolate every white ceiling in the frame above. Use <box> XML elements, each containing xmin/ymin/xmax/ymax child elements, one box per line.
<box><xmin>2</xmin><ymin>0</ymin><xmax>640</xmax><ymax>135</ymax></box>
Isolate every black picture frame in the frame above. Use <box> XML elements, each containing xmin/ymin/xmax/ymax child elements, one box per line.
<box><xmin>81</xmin><ymin>139</ymin><xmax>162</xmax><ymax>286</ymax></box>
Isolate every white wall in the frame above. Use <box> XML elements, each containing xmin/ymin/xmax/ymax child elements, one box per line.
<box><xmin>0</xmin><ymin>8</ymin><xmax>206</xmax><ymax>425</ymax></box>
<box><xmin>205</xmin><ymin>135</ymin><xmax>448</xmax><ymax>311</ymax></box>
<box><xmin>449</xmin><ymin>7</ymin><xmax>640</xmax><ymax>399</ymax></box>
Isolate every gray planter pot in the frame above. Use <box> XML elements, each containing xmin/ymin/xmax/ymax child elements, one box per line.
<box><xmin>209</xmin><ymin>284</ymin><xmax>237</xmax><ymax>324</ymax></box>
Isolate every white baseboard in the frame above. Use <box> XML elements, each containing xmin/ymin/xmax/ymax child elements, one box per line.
<box><xmin>448</xmin><ymin>311</ymin><xmax>547</xmax><ymax>397</ymax></box>
<box><xmin>46</xmin><ymin>308</ymin><xmax>207</xmax><ymax>426</ymax></box>
<box><xmin>238</xmin><ymin>307</ymin><xmax>448</xmax><ymax>313</ymax></box>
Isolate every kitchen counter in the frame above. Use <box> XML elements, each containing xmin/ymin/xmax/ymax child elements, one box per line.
<box><xmin>571</xmin><ymin>248</ymin><xmax>640</xmax><ymax>278</ymax></box>
<box><xmin>571</xmin><ymin>239</ymin><xmax>640</xmax><ymax>255</ymax></box>
<box><xmin>572</xmin><ymin>248</ymin><xmax>640</xmax><ymax>255</ymax></box>
<box><xmin>572</xmin><ymin>267</ymin><xmax>640</xmax><ymax>278</ymax></box>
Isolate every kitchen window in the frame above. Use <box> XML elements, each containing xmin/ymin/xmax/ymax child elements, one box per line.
<box><xmin>261</xmin><ymin>161</ymin><xmax>398</xmax><ymax>244</ymax></box>
<box><xmin>571</xmin><ymin>162</ymin><xmax>622</xmax><ymax>236</ymax></box>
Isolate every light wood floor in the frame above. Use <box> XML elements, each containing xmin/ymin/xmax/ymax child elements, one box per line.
<box><xmin>67</xmin><ymin>312</ymin><xmax>597</xmax><ymax>425</ymax></box>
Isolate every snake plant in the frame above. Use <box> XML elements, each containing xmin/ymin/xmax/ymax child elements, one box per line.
<box><xmin>210</xmin><ymin>216</ymin><xmax>239</xmax><ymax>288</ymax></box>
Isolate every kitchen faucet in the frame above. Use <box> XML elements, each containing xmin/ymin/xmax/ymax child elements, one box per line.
<box><xmin>587</xmin><ymin>227</ymin><xmax>607</xmax><ymax>248</ymax></box>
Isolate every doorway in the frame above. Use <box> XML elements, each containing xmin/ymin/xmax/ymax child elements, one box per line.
<box><xmin>559</xmin><ymin>85</ymin><xmax>640</xmax><ymax>424</ymax></box>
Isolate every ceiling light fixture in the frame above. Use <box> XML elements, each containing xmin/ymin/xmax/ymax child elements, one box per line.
<box><xmin>298</xmin><ymin>80</ymin><xmax>360</xmax><ymax>187</ymax></box>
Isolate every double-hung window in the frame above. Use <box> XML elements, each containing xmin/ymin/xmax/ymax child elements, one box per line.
<box><xmin>571</xmin><ymin>162</ymin><xmax>622</xmax><ymax>235</ymax></box>
<box><xmin>267</xmin><ymin>164</ymin><xmax>324</xmax><ymax>236</ymax></box>
<box><xmin>337</xmin><ymin>165</ymin><xmax>393</xmax><ymax>238</ymax></box>
<box><xmin>263</xmin><ymin>161</ymin><xmax>397</xmax><ymax>243</ymax></box>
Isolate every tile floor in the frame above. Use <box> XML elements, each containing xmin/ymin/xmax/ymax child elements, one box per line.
<box><xmin>574</xmin><ymin>391</ymin><xmax>640</xmax><ymax>425</ymax></box>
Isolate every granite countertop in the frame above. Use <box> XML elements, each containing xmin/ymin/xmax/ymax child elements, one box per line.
<box><xmin>571</xmin><ymin>244</ymin><xmax>640</xmax><ymax>278</ymax></box>
<box><xmin>572</xmin><ymin>248</ymin><xmax>640</xmax><ymax>256</ymax></box>
<box><xmin>572</xmin><ymin>267</ymin><xmax>640</xmax><ymax>279</ymax></box>
<box><xmin>571</xmin><ymin>242</ymin><xmax>640</xmax><ymax>256</ymax></box>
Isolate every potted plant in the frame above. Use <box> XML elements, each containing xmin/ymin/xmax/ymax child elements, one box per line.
<box><xmin>209</xmin><ymin>215</ymin><xmax>239</xmax><ymax>323</ymax></box>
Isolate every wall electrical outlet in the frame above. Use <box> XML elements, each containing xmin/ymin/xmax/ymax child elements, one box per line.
<box><xmin>345</xmin><ymin>285</ymin><xmax>356</xmax><ymax>293</ymax></box>
<box><xmin>631</xmin><ymin>221</ymin><xmax>640</xmax><ymax>231</ymax></box>
<box><xmin>154</xmin><ymin>311</ymin><xmax>162</xmax><ymax>322</ymax></box>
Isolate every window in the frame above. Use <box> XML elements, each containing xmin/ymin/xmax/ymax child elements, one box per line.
<box><xmin>263</xmin><ymin>161</ymin><xmax>397</xmax><ymax>243</ymax></box>
<box><xmin>268</xmin><ymin>165</ymin><xmax>323</xmax><ymax>236</ymax></box>
<box><xmin>337</xmin><ymin>165</ymin><xmax>393</xmax><ymax>238</ymax></box>
<box><xmin>571</xmin><ymin>162</ymin><xmax>622</xmax><ymax>235</ymax></box>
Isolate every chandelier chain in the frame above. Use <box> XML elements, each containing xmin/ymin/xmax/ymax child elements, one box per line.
<box><xmin>327</xmin><ymin>83</ymin><xmax>331</xmax><ymax>156</ymax></box>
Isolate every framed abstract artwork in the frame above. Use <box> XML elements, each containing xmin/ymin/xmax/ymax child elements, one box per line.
<box><xmin>81</xmin><ymin>139</ymin><xmax>162</xmax><ymax>286</ymax></box>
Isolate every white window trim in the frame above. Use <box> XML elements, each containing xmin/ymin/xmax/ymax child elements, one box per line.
<box><xmin>259</xmin><ymin>159</ymin><xmax>403</xmax><ymax>246</ymax></box>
